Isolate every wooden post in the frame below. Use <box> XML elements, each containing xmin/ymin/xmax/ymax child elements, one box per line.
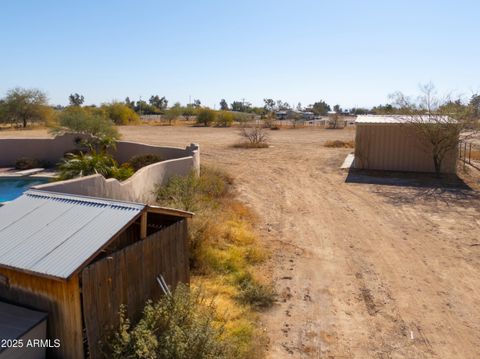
<box><xmin>469</xmin><ymin>143</ymin><xmax>472</xmax><ymax>164</ymax></box>
<box><xmin>140</xmin><ymin>212</ymin><xmax>147</xmax><ymax>239</ymax></box>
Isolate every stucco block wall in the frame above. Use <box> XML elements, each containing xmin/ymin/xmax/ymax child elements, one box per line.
<box><xmin>0</xmin><ymin>134</ymin><xmax>198</xmax><ymax>167</ymax></box>
<box><xmin>354</xmin><ymin>124</ymin><xmax>457</xmax><ymax>173</ymax></box>
<box><xmin>34</xmin><ymin>155</ymin><xmax>197</xmax><ymax>203</ymax></box>
<box><xmin>0</xmin><ymin>135</ymin><xmax>82</xmax><ymax>167</ymax></box>
<box><xmin>0</xmin><ymin>135</ymin><xmax>200</xmax><ymax>204</ymax></box>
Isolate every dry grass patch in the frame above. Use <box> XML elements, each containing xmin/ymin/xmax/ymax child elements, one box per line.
<box><xmin>233</xmin><ymin>142</ymin><xmax>269</xmax><ymax>149</ymax></box>
<box><xmin>154</xmin><ymin>166</ymin><xmax>274</xmax><ymax>358</ymax></box>
<box><xmin>324</xmin><ymin>139</ymin><xmax>355</xmax><ymax>148</ymax></box>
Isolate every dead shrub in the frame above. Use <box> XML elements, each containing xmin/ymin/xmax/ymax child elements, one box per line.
<box><xmin>125</xmin><ymin>154</ymin><xmax>163</xmax><ymax>171</ymax></box>
<box><xmin>234</xmin><ymin>126</ymin><xmax>269</xmax><ymax>148</ymax></box>
<box><xmin>324</xmin><ymin>140</ymin><xmax>354</xmax><ymax>148</ymax></box>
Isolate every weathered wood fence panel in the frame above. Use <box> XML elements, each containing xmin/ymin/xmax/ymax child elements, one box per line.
<box><xmin>81</xmin><ymin>220</ymin><xmax>189</xmax><ymax>358</ymax></box>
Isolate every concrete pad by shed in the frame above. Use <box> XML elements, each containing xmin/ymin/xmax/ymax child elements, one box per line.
<box><xmin>341</xmin><ymin>154</ymin><xmax>355</xmax><ymax>169</ymax></box>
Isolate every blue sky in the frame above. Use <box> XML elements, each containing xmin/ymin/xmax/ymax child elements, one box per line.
<box><xmin>0</xmin><ymin>0</ymin><xmax>479</xmax><ymax>108</ymax></box>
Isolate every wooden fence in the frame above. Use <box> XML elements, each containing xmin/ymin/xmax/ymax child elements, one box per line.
<box><xmin>81</xmin><ymin>219</ymin><xmax>189</xmax><ymax>358</ymax></box>
<box><xmin>459</xmin><ymin>141</ymin><xmax>480</xmax><ymax>171</ymax></box>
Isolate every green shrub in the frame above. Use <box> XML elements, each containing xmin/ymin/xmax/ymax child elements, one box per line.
<box><xmin>126</xmin><ymin>154</ymin><xmax>163</xmax><ymax>171</ymax></box>
<box><xmin>231</xmin><ymin>112</ymin><xmax>253</xmax><ymax>124</ymax></box>
<box><xmin>102</xmin><ymin>102</ymin><xmax>140</xmax><ymax>125</ymax></box>
<box><xmin>215</xmin><ymin>112</ymin><xmax>234</xmax><ymax>127</ymax></box>
<box><xmin>57</xmin><ymin>152</ymin><xmax>134</xmax><ymax>181</ymax></box>
<box><xmin>108</xmin><ymin>284</ymin><xmax>232</xmax><ymax>359</ymax></box>
<box><xmin>57</xmin><ymin>151</ymin><xmax>116</xmax><ymax>180</ymax></box>
<box><xmin>15</xmin><ymin>157</ymin><xmax>41</xmax><ymax>170</ymax></box>
<box><xmin>55</xmin><ymin>106</ymin><xmax>120</xmax><ymax>141</ymax></box>
<box><xmin>111</xmin><ymin>164</ymin><xmax>135</xmax><ymax>181</ymax></box>
<box><xmin>156</xmin><ymin>167</ymin><xmax>231</xmax><ymax>212</ymax></box>
<box><xmin>235</xmin><ymin>273</ymin><xmax>276</xmax><ymax>310</ymax></box>
<box><xmin>196</xmin><ymin>109</ymin><xmax>216</xmax><ymax>126</ymax></box>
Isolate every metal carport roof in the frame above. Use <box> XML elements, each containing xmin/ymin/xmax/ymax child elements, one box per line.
<box><xmin>0</xmin><ymin>190</ymin><xmax>145</xmax><ymax>280</ymax></box>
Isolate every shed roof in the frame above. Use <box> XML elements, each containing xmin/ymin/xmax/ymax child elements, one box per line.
<box><xmin>355</xmin><ymin>115</ymin><xmax>451</xmax><ymax>124</ymax></box>
<box><xmin>0</xmin><ymin>301</ymin><xmax>47</xmax><ymax>349</ymax></box>
<box><xmin>0</xmin><ymin>190</ymin><xmax>145</xmax><ymax>280</ymax></box>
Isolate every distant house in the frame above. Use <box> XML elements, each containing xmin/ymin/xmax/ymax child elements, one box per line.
<box><xmin>275</xmin><ymin>111</ymin><xmax>288</xmax><ymax>120</ymax></box>
<box><xmin>0</xmin><ymin>190</ymin><xmax>192</xmax><ymax>359</ymax></box>
<box><xmin>354</xmin><ymin>115</ymin><xmax>458</xmax><ymax>173</ymax></box>
<box><xmin>302</xmin><ymin>111</ymin><xmax>315</xmax><ymax>120</ymax></box>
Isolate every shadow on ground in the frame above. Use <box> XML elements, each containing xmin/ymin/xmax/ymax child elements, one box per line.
<box><xmin>345</xmin><ymin>169</ymin><xmax>480</xmax><ymax>207</ymax></box>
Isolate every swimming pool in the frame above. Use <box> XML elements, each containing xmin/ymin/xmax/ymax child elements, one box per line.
<box><xmin>0</xmin><ymin>177</ymin><xmax>50</xmax><ymax>203</ymax></box>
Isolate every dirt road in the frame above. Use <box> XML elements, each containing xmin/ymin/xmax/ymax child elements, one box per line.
<box><xmin>117</xmin><ymin>126</ymin><xmax>480</xmax><ymax>358</ymax></box>
<box><xmin>4</xmin><ymin>126</ymin><xmax>480</xmax><ymax>358</ymax></box>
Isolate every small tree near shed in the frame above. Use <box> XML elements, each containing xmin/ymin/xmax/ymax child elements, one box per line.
<box><xmin>392</xmin><ymin>83</ymin><xmax>478</xmax><ymax>176</ymax></box>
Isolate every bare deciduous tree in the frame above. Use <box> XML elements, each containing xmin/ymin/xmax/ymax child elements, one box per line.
<box><xmin>326</xmin><ymin>113</ymin><xmax>344</xmax><ymax>129</ymax></box>
<box><xmin>391</xmin><ymin>83</ymin><xmax>478</xmax><ymax>176</ymax></box>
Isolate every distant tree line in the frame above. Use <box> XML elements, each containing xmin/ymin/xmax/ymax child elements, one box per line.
<box><xmin>1</xmin><ymin>87</ymin><xmax>479</xmax><ymax>130</ymax></box>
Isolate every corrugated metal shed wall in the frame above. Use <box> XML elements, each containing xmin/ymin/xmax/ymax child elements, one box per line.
<box><xmin>354</xmin><ymin>124</ymin><xmax>457</xmax><ymax>173</ymax></box>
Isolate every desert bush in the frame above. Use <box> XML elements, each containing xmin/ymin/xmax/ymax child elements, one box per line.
<box><xmin>231</xmin><ymin>112</ymin><xmax>253</xmax><ymax>124</ymax></box>
<box><xmin>54</xmin><ymin>106</ymin><xmax>120</xmax><ymax>143</ymax></box>
<box><xmin>215</xmin><ymin>111</ymin><xmax>234</xmax><ymax>127</ymax></box>
<box><xmin>197</xmin><ymin>109</ymin><xmax>216</xmax><ymax>126</ymax></box>
<box><xmin>235</xmin><ymin>273</ymin><xmax>276</xmax><ymax>310</ymax></box>
<box><xmin>324</xmin><ymin>140</ymin><xmax>354</xmax><ymax>148</ymax></box>
<box><xmin>108</xmin><ymin>283</ymin><xmax>232</xmax><ymax>359</ymax></box>
<box><xmin>15</xmin><ymin>157</ymin><xmax>41</xmax><ymax>170</ymax></box>
<box><xmin>156</xmin><ymin>167</ymin><xmax>232</xmax><ymax>212</ymax></box>
<box><xmin>234</xmin><ymin>126</ymin><xmax>269</xmax><ymax>148</ymax></box>
<box><xmin>262</xmin><ymin>114</ymin><xmax>275</xmax><ymax>129</ymax></box>
<box><xmin>126</xmin><ymin>154</ymin><xmax>163</xmax><ymax>171</ymax></box>
<box><xmin>102</xmin><ymin>102</ymin><xmax>140</xmax><ymax>125</ymax></box>
<box><xmin>325</xmin><ymin>115</ymin><xmax>345</xmax><ymax>129</ymax></box>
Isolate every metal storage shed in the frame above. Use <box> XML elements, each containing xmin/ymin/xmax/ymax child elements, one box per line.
<box><xmin>0</xmin><ymin>190</ymin><xmax>192</xmax><ymax>359</ymax></box>
<box><xmin>354</xmin><ymin>115</ymin><xmax>458</xmax><ymax>173</ymax></box>
<box><xmin>0</xmin><ymin>301</ymin><xmax>47</xmax><ymax>359</ymax></box>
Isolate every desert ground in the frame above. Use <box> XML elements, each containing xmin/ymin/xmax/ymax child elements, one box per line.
<box><xmin>2</xmin><ymin>125</ymin><xmax>480</xmax><ymax>358</ymax></box>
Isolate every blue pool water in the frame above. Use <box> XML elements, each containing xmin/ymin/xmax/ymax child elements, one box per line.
<box><xmin>0</xmin><ymin>177</ymin><xmax>49</xmax><ymax>202</ymax></box>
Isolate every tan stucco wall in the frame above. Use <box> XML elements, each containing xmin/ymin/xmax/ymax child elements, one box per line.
<box><xmin>0</xmin><ymin>135</ymin><xmax>83</xmax><ymax>167</ymax></box>
<box><xmin>0</xmin><ymin>134</ymin><xmax>196</xmax><ymax>166</ymax></box>
<box><xmin>354</xmin><ymin>124</ymin><xmax>457</xmax><ymax>173</ymax></box>
<box><xmin>34</xmin><ymin>155</ymin><xmax>199</xmax><ymax>203</ymax></box>
<box><xmin>0</xmin><ymin>135</ymin><xmax>200</xmax><ymax>204</ymax></box>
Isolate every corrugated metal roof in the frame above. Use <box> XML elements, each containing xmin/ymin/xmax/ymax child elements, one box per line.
<box><xmin>356</xmin><ymin>115</ymin><xmax>451</xmax><ymax>124</ymax></box>
<box><xmin>0</xmin><ymin>190</ymin><xmax>145</xmax><ymax>280</ymax></box>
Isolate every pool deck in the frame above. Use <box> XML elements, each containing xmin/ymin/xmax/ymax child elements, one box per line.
<box><xmin>0</xmin><ymin>167</ymin><xmax>57</xmax><ymax>178</ymax></box>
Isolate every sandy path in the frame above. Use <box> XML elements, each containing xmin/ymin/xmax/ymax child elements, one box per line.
<box><xmin>4</xmin><ymin>126</ymin><xmax>480</xmax><ymax>358</ymax></box>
